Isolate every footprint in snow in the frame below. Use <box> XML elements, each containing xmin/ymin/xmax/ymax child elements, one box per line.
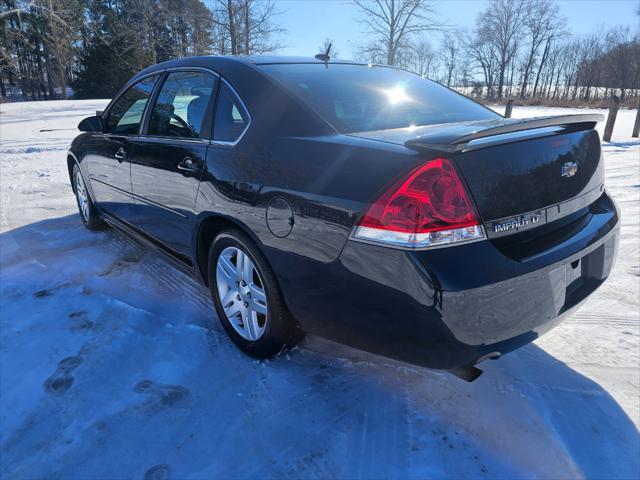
<box><xmin>68</xmin><ymin>310</ymin><xmax>95</xmax><ymax>332</ymax></box>
<box><xmin>33</xmin><ymin>282</ymin><xmax>72</xmax><ymax>298</ymax></box>
<box><xmin>33</xmin><ymin>289</ymin><xmax>53</xmax><ymax>298</ymax></box>
<box><xmin>44</xmin><ymin>356</ymin><xmax>83</xmax><ymax>395</ymax></box>
<box><xmin>144</xmin><ymin>464</ymin><xmax>172</xmax><ymax>480</ymax></box>
<box><xmin>133</xmin><ymin>379</ymin><xmax>189</xmax><ymax>412</ymax></box>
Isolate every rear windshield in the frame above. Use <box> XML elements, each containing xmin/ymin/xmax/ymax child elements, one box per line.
<box><xmin>261</xmin><ymin>63</ymin><xmax>498</xmax><ymax>133</ymax></box>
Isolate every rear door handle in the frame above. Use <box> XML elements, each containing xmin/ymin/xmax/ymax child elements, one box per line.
<box><xmin>114</xmin><ymin>147</ymin><xmax>127</xmax><ymax>162</ymax></box>
<box><xmin>177</xmin><ymin>157</ymin><xmax>200</xmax><ymax>175</ymax></box>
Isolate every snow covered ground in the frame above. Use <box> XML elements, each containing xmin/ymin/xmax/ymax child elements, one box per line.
<box><xmin>1</xmin><ymin>100</ymin><xmax>638</xmax><ymax>479</ymax></box>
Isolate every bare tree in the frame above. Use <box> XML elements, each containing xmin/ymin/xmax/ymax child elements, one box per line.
<box><xmin>559</xmin><ymin>39</ymin><xmax>580</xmax><ymax>99</ymax></box>
<box><xmin>211</xmin><ymin>0</ymin><xmax>284</xmax><ymax>56</ymax></box>
<box><xmin>573</xmin><ymin>28</ymin><xmax>607</xmax><ymax>100</ymax></box>
<box><xmin>440</xmin><ymin>32</ymin><xmax>461</xmax><ymax>86</ymax></box>
<box><xmin>602</xmin><ymin>27</ymin><xmax>634</xmax><ymax>100</ymax></box>
<box><xmin>475</xmin><ymin>0</ymin><xmax>527</xmax><ymax>99</ymax></box>
<box><xmin>467</xmin><ymin>29</ymin><xmax>499</xmax><ymax>99</ymax></box>
<box><xmin>519</xmin><ymin>0</ymin><xmax>565</xmax><ymax>97</ymax></box>
<box><xmin>402</xmin><ymin>38</ymin><xmax>437</xmax><ymax>77</ymax></box>
<box><xmin>42</xmin><ymin>0</ymin><xmax>70</xmax><ymax>98</ymax></box>
<box><xmin>352</xmin><ymin>0</ymin><xmax>442</xmax><ymax>66</ymax></box>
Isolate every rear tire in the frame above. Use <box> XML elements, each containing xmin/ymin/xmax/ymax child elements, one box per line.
<box><xmin>73</xmin><ymin>163</ymin><xmax>104</xmax><ymax>231</ymax></box>
<box><xmin>208</xmin><ymin>229</ymin><xmax>302</xmax><ymax>359</ymax></box>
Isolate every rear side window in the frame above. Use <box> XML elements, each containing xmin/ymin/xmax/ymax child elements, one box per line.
<box><xmin>148</xmin><ymin>71</ymin><xmax>217</xmax><ymax>139</ymax></box>
<box><xmin>261</xmin><ymin>64</ymin><xmax>498</xmax><ymax>133</ymax></box>
<box><xmin>213</xmin><ymin>81</ymin><xmax>250</xmax><ymax>143</ymax></box>
<box><xmin>106</xmin><ymin>76</ymin><xmax>157</xmax><ymax>135</ymax></box>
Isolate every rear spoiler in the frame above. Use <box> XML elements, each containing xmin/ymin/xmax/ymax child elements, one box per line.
<box><xmin>405</xmin><ymin>114</ymin><xmax>604</xmax><ymax>153</ymax></box>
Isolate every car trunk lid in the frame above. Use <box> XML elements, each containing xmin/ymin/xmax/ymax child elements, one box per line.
<box><xmin>351</xmin><ymin>114</ymin><xmax>605</xmax><ymax>240</ymax></box>
<box><xmin>451</xmin><ymin>127</ymin><xmax>603</xmax><ymax>239</ymax></box>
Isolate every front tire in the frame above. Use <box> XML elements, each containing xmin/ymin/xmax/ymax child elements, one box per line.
<box><xmin>208</xmin><ymin>229</ymin><xmax>302</xmax><ymax>359</ymax></box>
<box><xmin>73</xmin><ymin>163</ymin><xmax>104</xmax><ymax>230</ymax></box>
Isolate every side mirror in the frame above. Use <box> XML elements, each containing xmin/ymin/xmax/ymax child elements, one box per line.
<box><xmin>78</xmin><ymin>115</ymin><xmax>103</xmax><ymax>132</ymax></box>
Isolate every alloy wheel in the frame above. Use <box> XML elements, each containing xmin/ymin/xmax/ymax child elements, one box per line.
<box><xmin>216</xmin><ymin>246</ymin><xmax>268</xmax><ymax>341</ymax></box>
<box><xmin>75</xmin><ymin>169</ymin><xmax>90</xmax><ymax>222</ymax></box>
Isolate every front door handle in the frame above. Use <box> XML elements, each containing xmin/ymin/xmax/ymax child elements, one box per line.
<box><xmin>177</xmin><ymin>157</ymin><xmax>200</xmax><ymax>175</ymax></box>
<box><xmin>114</xmin><ymin>147</ymin><xmax>127</xmax><ymax>162</ymax></box>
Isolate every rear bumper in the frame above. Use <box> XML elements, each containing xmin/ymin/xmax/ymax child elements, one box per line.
<box><xmin>269</xmin><ymin>192</ymin><xmax>619</xmax><ymax>370</ymax></box>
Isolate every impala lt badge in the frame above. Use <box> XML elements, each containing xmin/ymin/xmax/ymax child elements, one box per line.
<box><xmin>561</xmin><ymin>161</ymin><xmax>578</xmax><ymax>177</ymax></box>
<box><xmin>493</xmin><ymin>213</ymin><xmax>541</xmax><ymax>233</ymax></box>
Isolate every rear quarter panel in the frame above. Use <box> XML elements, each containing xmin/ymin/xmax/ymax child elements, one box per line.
<box><xmin>196</xmin><ymin>134</ymin><xmax>422</xmax><ymax>263</ymax></box>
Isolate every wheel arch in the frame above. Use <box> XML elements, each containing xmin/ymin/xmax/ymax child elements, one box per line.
<box><xmin>66</xmin><ymin>151</ymin><xmax>96</xmax><ymax>202</ymax></box>
<box><xmin>67</xmin><ymin>152</ymin><xmax>78</xmax><ymax>193</ymax></box>
<box><xmin>194</xmin><ymin>213</ymin><xmax>264</xmax><ymax>286</ymax></box>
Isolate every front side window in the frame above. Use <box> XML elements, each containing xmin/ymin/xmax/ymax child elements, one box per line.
<box><xmin>261</xmin><ymin>64</ymin><xmax>499</xmax><ymax>133</ymax></box>
<box><xmin>148</xmin><ymin>71</ymin><xmax>217</xmax><ymax>139</ymax></box>
<box><xmin>106</xmin><ymin>76</ymin><xmax>157</xmax><ymax>135</ymax></box>
<box><xmin>213</xmin><ymin>81</ymin><xmax>250</xmax><ymax>143</ymax></box>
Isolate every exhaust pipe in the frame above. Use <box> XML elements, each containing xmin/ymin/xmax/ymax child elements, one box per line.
<box><xmin>449</xmin><ymin>352</ymin><xmax>501</xmax><ymax>382</ymax></box>
<box><xmin>449</xmin><ymin>365</ymin><xmax>483</xmax><ymax>382</ymax></box>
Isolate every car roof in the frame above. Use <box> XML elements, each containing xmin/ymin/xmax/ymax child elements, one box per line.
<box><xmin>130</xmin><ymin>56</ymin><xmax>372</xmax><ymax>83</ymax></box>
<box><xmin>139</xmin><ymin>55</ymin><xmax>368</xmax><ymax>70</ymax></box>
<box><xmin>240</xmin><ymin>55</ymin><xmax>367</xmax><ymax>65</ymax></box>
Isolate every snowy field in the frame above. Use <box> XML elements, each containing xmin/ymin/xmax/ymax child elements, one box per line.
<box><xmin>1</xmin><ymin>100</ymin><xmax>638</xmax><ymax>479</ymax></box>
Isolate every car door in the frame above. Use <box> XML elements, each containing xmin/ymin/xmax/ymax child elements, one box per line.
<box><xmin>86</xmin><ymin>75</ymin><xmax>159</xmax><ymax>223</ymax></box>
<box><xmin>196</xmin><ymin>77</ymin><xmax>253</xmax><ymax>214</ymax></box>
<box><xmin>129</xmin><ymin>69</ymin><xmax>218</xmax><ymax>259</ymax></box>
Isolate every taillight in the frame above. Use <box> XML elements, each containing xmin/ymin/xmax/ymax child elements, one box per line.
<box><xmin>352</xmin><ymin>158</ymin><xmax>485</xmax><ymax>249</ymax></box>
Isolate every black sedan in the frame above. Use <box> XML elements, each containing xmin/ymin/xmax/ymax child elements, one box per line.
<box><xmin>68</xmin><ymin>56</ymin><xmax>619</xmax><ymax>381</ymax></box>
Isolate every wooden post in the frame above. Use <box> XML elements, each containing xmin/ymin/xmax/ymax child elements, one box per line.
<box><xmin>504</xmin><ymin>99</ymin><xmax>514</xmax><ymax>118</ymax></box>
<box><xmin>603</xmin><ymin>95</ymin><xmax>620</xmax><ymax>142</ymax></box>
<box><xmin>632</xmin><ymin>100</ymin><xmax>640</xmax><ymax>138</ymax></box>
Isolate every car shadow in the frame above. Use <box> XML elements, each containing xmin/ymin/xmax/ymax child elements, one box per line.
<box><xmin>1</xmin><ymin>214</ymin><xmax>638</xmax><ymax>479</ymax></box>
<box><xmin>603</xmin><ymin>140</ymin><xmax>640</xmax><ymax>149</ymax></box>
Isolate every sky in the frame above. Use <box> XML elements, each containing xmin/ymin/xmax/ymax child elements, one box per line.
<box><xmin>274</xmin><ymin>0</ymin><xmax>640</xmax><ymax>59</ymax></box>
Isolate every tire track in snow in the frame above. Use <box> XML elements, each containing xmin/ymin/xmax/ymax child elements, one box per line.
<box><xmin>568</xmin><ymin>312</ymin><xmax>638</xmax><ymax>327</ymax></box>
<box><xmin>106</xmin><ymin>230</ymin><xmax>213</xmax><ymax>314</ymax></box>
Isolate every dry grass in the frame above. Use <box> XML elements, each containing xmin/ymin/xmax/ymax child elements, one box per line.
<box><xmin>479</xmin><ymin>96</ymin><xmax>640</xmax><ymax>110</ymax></box>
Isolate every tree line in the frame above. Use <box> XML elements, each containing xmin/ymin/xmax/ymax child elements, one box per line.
<box><xmin>352</xmin><ymin>0</ymin><xmax>640</xmax><ymax>104</ymax></box>
<box><xmin>1</xmin><ymin>0</ymin><xmax>639</xmax><ymax>104</ymax></box>
<box><xmin>0</xmin><ymin>0</ymin><xmax>282</xmax><ymax>99</ymax></box>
